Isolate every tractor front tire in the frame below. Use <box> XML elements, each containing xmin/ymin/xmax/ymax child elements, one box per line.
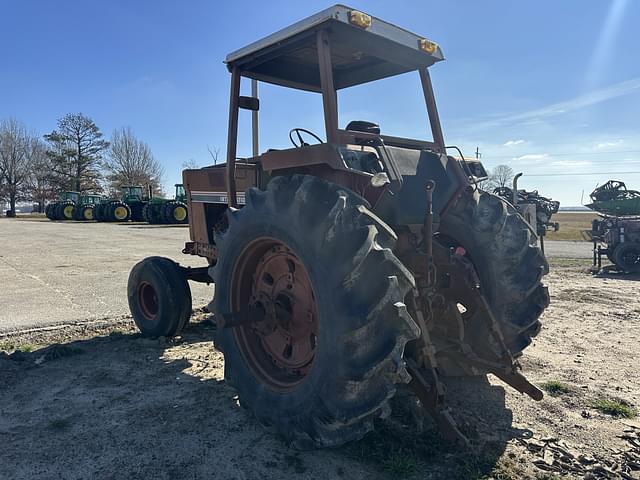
<box><xmin>436</xmin><ymin>189</ymin><xmax>550</xmax><ymax>374</ymax></box>
<box><xmin>128</xmin><ymin>256</ymin><xmax>192</xmax><ymax>337</ymax></box>
<box><xmin>81</xmin><ymin>205</ymin><xmax>95</xmax><ymax>221</ymax></box>
<box><xmin>110</xmin><ymin>202</ymin><xmax>131</xmax><ymax>222</ymax></box>
<box><xmin>45</xmin><ymin>203</ymin><xmax>56</xmax><ymax>220</ymax></box>
<box><xmin>56</xmin><ymin>201</ymin><xmax>75</xmax><ymax>220</ymax></box>
<box><xmin>213</xmin><ymin>175</ymin><xmax>419</xmax><ymax>448</ymax></box>
<box><xmin>613</xmin><ymin>243</ymin><xmax>640</xmax><ymax>273</ymax></box>
<box><xmin>130</xmin><ymin>202</ymin><xmax>145</xmax><ymax>222</ymax></box>
<box><xmin>163</xmin><ymin>201</ymin><xmax>188</xmax><ymax>224</ymax></box>
<box><xmin>143</xmin><ymin>203</ymin><xmax>161</xmax><ymax>224</ymax></box>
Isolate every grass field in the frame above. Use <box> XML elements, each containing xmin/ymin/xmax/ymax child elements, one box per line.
<box><xmin>545</xmin><ymin>211</ymin><xmax>598</xmax><ymax>241</ymax></box>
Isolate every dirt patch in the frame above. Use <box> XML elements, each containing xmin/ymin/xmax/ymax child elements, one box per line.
<box><xmin>1</xmin><ymin>258</ymin><xmax>640</xmax><ymax>479</ymax></box>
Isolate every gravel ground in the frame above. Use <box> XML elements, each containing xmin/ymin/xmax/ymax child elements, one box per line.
<box><xmin>0</xmin><ymin>217</ymin><xmax>212</xmax><ymax>333</ymax></box>
<box><xmin>1</xmin><ymin>256</ymin><xmax>639</xmax><ymax>479</ymax></box>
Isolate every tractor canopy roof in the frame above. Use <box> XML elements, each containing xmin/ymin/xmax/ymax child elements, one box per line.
<box><xmin>225</xmin><ymin>4</ymin><xmax>444</xmax><ymax>92</ymax></box>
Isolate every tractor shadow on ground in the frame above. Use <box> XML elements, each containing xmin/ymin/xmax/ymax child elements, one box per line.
<box><xmin>593</xmin><ymin>269</ymin><xmax>640</xmax><ymax>281</ymax></box>
<box><xmin>124</xmin><ymin>224</ymin><xmax>189</xmax><ymax>229</ymax></box>
<box><xmin>0</xmin><ymin>317</ymin><xmax>522</xmax><ymax>479</ymax></box>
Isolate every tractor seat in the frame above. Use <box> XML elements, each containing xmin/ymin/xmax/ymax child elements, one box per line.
<box><xmin>346</xmin><ymin>120</ymin><xmax>380</xmax><ymax>135</ymax></box>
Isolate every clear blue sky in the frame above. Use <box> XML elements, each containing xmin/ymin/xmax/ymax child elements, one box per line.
<box><xmin>2</xmin><ymin>0</ymin><xmax>639</xmax><ymax>205</ymax></box>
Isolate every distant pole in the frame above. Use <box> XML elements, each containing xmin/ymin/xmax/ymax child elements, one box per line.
<box><xmin>251</xmin><ymin>79</ymin><xmax>259</xmax><ymax>157</ymax></box>
<box><xmin>475</xmin><ymin>146</ymin><xmax>481</xmax><ymax>159</ymax></box>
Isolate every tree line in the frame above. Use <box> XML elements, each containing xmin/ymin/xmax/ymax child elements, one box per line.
<box><xmin>0</xmin><ymin>113</ymin><xmax>164</xmax><ymax>214</ymax></box>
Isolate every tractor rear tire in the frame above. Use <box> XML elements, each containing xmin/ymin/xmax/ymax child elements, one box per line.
<box><xmin>130</xmin><ymin>202</ymin><xmax>145</xmax><ymax>222</ymax></box>
<box><xmin>128</xmin><ymin>256</ymin><xmax>192</xmax><ymax>337</ymax></box>
<box><xmin>45</xmin><ymin>203</ymin><xmax>56</xmax><ymax>220</ymax></box>
<box><xmin>143</xmin><ymin>203</ymin><xmax>162</xmax><ymax>224</ymax></box>
<box><xmin>437</xmin><ymin>189</ymin><xmax>549</xmax><ymax>373</ymax></box>
<box><xmin>110</xmin><ymin>202</ymin><xmax>131</xmax><ymax>222</ymax></box>
<box><xmin>94</xmin><ymin>203</ymin><xmax>104</xmax><ymax>222</ymax></box>
<box><xmin>612</xmin><ymin>243</ymin><xmax>640</xmax><ymax>272</ymax></box>
<box><xmin>56</xmin><ymin>201</ymin><xmax>75</xmax><ymax>220</ymax></box>
<box><xmin>212</xmin><ymin>175</ymin><xmax>419</xmax><ymax>448</ymax></box>
<box><xmin>163</xmin><ymin>201</ymin><xmax>188</xmax><ymax>224</ymax></box>
<box><xmin>81</xmin><ymin>205</ymin><xmax>95</xmax><ymax>221</ymax></box>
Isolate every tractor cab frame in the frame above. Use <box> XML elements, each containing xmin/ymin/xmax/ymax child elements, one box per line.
<box><xmin>184</xmin><ymin>4</ymin><xmax>486</xmax><ymax>258</ymax></box>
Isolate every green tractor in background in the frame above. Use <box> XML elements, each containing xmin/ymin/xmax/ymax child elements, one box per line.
<box><xmin>94</xmin><ymin>185</ymin><xmax>149</xmax><ymax>222</ymax></box>
<box><xmin>142</xmin><ymin>184</ymin><xmax>188</xmax><ymax>224</ymax></box>
<box><xmin>72</xmin><ymin>194</ymin><xmax>103</xmax><ymax>221</ymax></box>
<box><xmin>45</xmin><ymin>191</ymin><xmax>80</xmax><ymax>221</ymax></box>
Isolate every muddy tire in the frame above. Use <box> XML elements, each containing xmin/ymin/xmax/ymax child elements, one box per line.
<box><xmin>128</xmin><ymin>256</ymin><xmax>192</xmax><ymax>337</ymax></box>
<box><xmin>437</xmin><ymin>189</ymin><xmax>549</xmax><ymax>373</ymax></box>
<box><xmin>212</xmin><ymin>175</ymin><xmax>419</xmax><ymax>449</ymax></box>
<box><xmin>612</xmin><ymin>243</ymin><xmax>640</xmax><ymax>272</ymax></box>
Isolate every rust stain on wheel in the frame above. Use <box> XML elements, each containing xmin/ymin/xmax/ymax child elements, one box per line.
<box><xmin>231</xmin><ymin>237</ymin><xmax>318</xmax><ymax>392</ymax></box>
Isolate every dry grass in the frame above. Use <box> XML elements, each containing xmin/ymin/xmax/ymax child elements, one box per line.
<box><xmin>545</xmin><ymin>211</ymin><xmax>599</xmax><ymax>242</ymax></box>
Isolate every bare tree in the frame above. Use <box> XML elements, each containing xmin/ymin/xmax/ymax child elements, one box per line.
<box><xmin>485</xmin><ymin>164</ymin><xmax>515</xmax><ymax>191</ymax></box>
<box><xmin>207</xmin><ymin>145</ymin><xmax>220</xmax><ymax>165</ymax></box>
<box><xmin>44</xmin><ymin>113</ymin><xmax>109</xmax><ymax>192</ymax></box>
<box><xmin>0</xmin><ymin>119</ymin><xmax>32</xmax><ymax>215</ymax></box>
<box><xmin>104</xmin><ymin>127</ymin><xmax>164</xmax><ymax>195</ymax></box>
<box><xmin>182</xmin><ymin>158</ymin><xmax>199</xmax><ymax>170</ymax></box>
<box><xmin>26</xmin><ymin>138</ymin><xmax>56</xmax><ymax>212</ymax></box>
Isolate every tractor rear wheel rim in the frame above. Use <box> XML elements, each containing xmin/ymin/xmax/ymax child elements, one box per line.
<box><xmin>174</xmin><ymin>206</ymin><xmax>187</xmax><ymax>221</ymax></box>
<box><xmin>231</xmin><ymin>237</ymin><xmax>318</xmax><ymax>392</ymax></box>
<box><xmin>139</xmin><ymin>281</ymin><xmax>159</xmax><ymax>320</ymax></box>
<box><xmin>115</xmin><ymin>206</ymin><xmax>127</xmax><ymax>220</ymax></box>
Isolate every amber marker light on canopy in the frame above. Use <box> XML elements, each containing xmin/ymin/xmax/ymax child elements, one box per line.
<box><xmin>419</xmin><ymin>38</ymin><xmax>438</xmax><ymax>54</ymax></box>
<box><xmin>349</xmin><ymin>10</ymin><xmax>372</xmax><ymax>29</ymax></box>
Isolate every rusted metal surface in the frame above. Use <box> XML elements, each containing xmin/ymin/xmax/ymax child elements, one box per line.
<box><xmin>316</xmin><ymin>29</ymin><xmax>339</xmax><ymax>144</ymax></box>
<box><xmin>182</xmin><ymin>241</ymin><xmax>219</xmax><ymax>262</ymax></box>
<box><xmin>225</xmin><ymin>66</ymin><xmax>241</xmax><ymax>208</ymax></box>
<box><xmin>230</xmin><ymin>238</ymin><xmax>319</xmax><ymax>392</ymax></box>
<box><xmin>419</xmin><ymin>69</ymin><xmax>445</xmax><ymax>149</ymax></box>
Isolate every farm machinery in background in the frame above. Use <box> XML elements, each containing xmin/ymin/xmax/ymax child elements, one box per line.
<box><xmin>586</xmin><ymin>180</ymin><xmax>640</xmax><ymax>273</ymax></box>
<box><xmin>94</xmin><ymin>184</ymin><xmax>189</xmax><ymax>224</ymax></box>
<box><xmin>94</xmin><ymin>186</ymin><xmax>141</xmax><ymax>222</ymax></box>
<box><xmin>45</xmin><ymin>191</ymin><xmax>80</xmax><ymax>220</ymax></box>
<box><xmin>493</xmin><ymin>173</ymin><xmax>560</xmax><ymax>253</ymax></box>
<box><xmin>45</xmin><ymin>192</ymin><xmax>104</xmax><ymax>221</ymax></box>
<box><xmin>142</xmin><ymin>184</ymin><xmax>189</xmax><ymax>224</ymax></box>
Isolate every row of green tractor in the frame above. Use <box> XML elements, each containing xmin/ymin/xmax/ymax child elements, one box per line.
<box><xmin>44</xmin><ymin>185</ymin><xmax>188</xmax><ymax>224</ymax></box>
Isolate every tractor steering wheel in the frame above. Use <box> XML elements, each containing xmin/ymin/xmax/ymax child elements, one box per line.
<box><xmin>289</xmin><ymin>128</ymin><xmax>324</xmax><ymax>148</ymax></box>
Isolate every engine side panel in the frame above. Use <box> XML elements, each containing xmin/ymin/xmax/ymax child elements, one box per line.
<box><xmin>373</xmin><ymin>148</ymin><xmax>461</xmax><ymax>225</ymax></box>
<box><xmin>183</xmin><ymin>164</ymin><xmax>259</xmax><ymax>246</ymax></box>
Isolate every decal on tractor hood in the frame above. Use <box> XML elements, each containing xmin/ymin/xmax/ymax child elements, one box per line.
<box><xmin>190</xmin><ymin>191</ymin><xmax>246</xmax><ymax>205</ymax></box>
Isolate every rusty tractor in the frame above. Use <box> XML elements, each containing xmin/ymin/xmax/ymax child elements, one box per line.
<box><xmin>127</xmin><ymin>6</ymin><xmax>549</xmax><ymax>448</ymax></box>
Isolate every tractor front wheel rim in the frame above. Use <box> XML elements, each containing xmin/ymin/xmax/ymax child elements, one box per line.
<box><xmin>174</xmin><ymin>206</ymin><xmax>187</xmax><ymax>221</ymax></box>
<box><xmin>139</xmin><ymin>282</ymin><xmax>159</xmax><ymax>321</ymax></box>
<box><xmin>114</xmin><ymin>207</ymin><xmax>127</xmax><ymax>220</ymax></box>
<box><xmin>231</xmin><ymin>237</ymin><xmax>319</xmax><ymax>392</ymax></box>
